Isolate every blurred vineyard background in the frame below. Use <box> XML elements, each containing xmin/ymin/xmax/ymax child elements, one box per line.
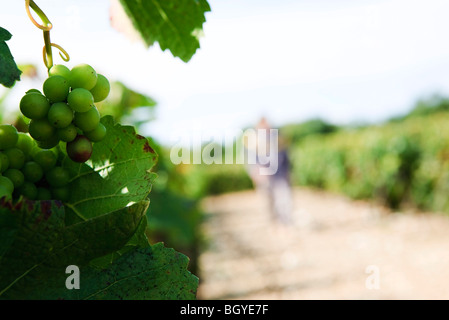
<box><xmin>3</xmin><ymin>64</ymin><xmax>449</xmax><ymax>282</ymax></box>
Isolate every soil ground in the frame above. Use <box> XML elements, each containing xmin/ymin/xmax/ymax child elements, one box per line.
<box><xmin>196</xmin><ymin>187</ymin><xmax>449</xmax><ymax>300</ymax></box>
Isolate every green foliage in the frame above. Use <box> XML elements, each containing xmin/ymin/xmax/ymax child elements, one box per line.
<box><xmin>0</xmin><ymin>27</ymin><xmax>21</xmax><ymax>88</ymax></box>
<box><xmin>119</xmin><ymin>0</ymin><xmax>211</xmax><ymax>62</ymax></box>
<box><xmin>0</xmin><ymin>198</ymin><xmax>197</xmax><ymax>299</ymax></box>
<box><xmin>280</xmin><ymin>118</ymin><xmax>339</xmax><ymax>144</ymax></box>
<box><xmin>0</xmin><ymin>1</ymin><xmax>213</xmax><ymax>299</ymax></box>
<box><xmin>290</xmin><ymin>111</ymin><xmax>449</xmax><ymax>213</ymax></box>
<box><xmin>96</xmin><ymin>81</ymin><xmax>157</xmax><ymax>126</ymax></box>
<box><xmin>0</xmin><ymin>116</ymin><xmax>199</xmax><ymax>299</ymax></box>
<box><xmin>390</xmin><ymin>94</ymin><xmax>449</xmax><ymax>122</ymax></box>
<box><xmin>61</xmin><ymin>116</ymin><xmax>158</xmax><ymax>224</ymax></box>
<box><xmin>0</xmin><ymin>198</ymin><xmax>146</xmax><ymax>298</ymax></box>
<box><xmin>185</xmin><ymin>163</ymin><xmax>254</xmax><ymax>198</ymax></box>
<box><xmin>144</xmin><ymin>139</ymin><xmax>204</xmax><ymax>274</ymax></box>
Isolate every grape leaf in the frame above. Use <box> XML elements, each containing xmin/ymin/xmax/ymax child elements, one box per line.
<box><xmin>0</xmin><ymin>26</ymin><xmax>21</xmax><ymax>88</ymax></box>
<box><xmin>22</xmin><ymin>244</ymin><xmax>198</xmax><ymax>300</ymax></box>
<box><xmin>62</xmin><ymin>115</ymin><xmax>158</xmax><ymax>224</ymax></box>
<box><xmin>0</xmin><ymin>198</ymin><xmax>149</xmax><ymax>299</ymax></box>
<box><xmin>118</xmin><ymin>0</ymin><xmax>211</xmax><ymax>62</ymax></box>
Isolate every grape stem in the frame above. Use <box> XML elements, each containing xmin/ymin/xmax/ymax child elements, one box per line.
<box><xmin>25</xmin><ymin>0</ymin><xmax>52</xmax><ymax>31</ymax></box>
<box><xmin>25</xmin><ymin>0</ymin><xmax>70</xmax><ymax>70</ymax></box>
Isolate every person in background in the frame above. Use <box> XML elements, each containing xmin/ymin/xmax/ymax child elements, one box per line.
<box><xmin>245</xmin><ymin>117</ymin><xmax>293</xmax><ymax>226</ymax></box>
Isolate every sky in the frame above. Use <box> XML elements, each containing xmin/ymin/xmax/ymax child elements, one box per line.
<box><xmin>2</xmin><ymin>0</ymin><xmax>449</xmax><ymax>145</ymax></box>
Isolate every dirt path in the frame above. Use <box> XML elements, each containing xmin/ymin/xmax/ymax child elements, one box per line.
<box><xmin>196</xmin><ymin>187</ymin><xmax>449</xmax><ymax>300</ymax></box>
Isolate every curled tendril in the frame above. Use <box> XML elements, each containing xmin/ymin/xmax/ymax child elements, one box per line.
<box><xmin>25</xmin><ymin>0</ymin><xmax>52</xmax><ymax>31</ymax></box>
<box><xmin>43</xmin><ymin>43</ymin><xmax>70</xmax><ymax>68</ymax></box>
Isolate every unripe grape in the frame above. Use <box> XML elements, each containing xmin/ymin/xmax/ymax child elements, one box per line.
<box><xmin>70</xmin><ymin>64</ymin><xmax>97</xmax><ymax>90</ymax></box>
<box><xmin>43</xmin><ymin>75</ymin><xmax>70</xmax><ymax>103</ymax></box>
<box><xmin>3</xmin><ymin>169</ymin><xmax>24</xmax><ymax>188</ymax></box>
<box><xmin>84</xmin><ymin>123</ymin><xmax>106</xmax><ymax>142</ymax></box>
<box><xmin>67</xmin><ymin>88</ymin><xmax>94</xmax><ymax>113</ymax></box>
<box><xmin>48</xmin><ymin>64</ymin><xmax>71</xmax><ymax>80</ymax></box>
<box><xmin>45</xmin><ymin>166</ymin><xmax>70</xmax><ymax>187</ymax></box>
<box><xmin>0</xmin><ymin>152</ymin><xmax>9</xmax><ymax>173</ymax></box>
<box><xmin>36</xmin><ymin>187</ymin><xmax>52</xmax><ymax>200</ymax></box>
<box><xmin>37</xmin><ymin>135</ymin><xmax>60</xmax><ymax>149</ymax></box>
<box><xmin>19</xmin><ymin>93</ymin><xmax>50</xmax><ymax>120</ymax></box>
<box><xmin>0</xmin><ymin>176</ymin><xmax>14</xmax><ymax>194</ymax></box>
<box><xmin>48</xmin><ymin>102</ymin><xmax>74</xmax><ymax>128</ymax></box>
<box><xmin>74</xmin><ymin>107</ymin><xmax>100</xmax><ymax>132</ymax></box>
<box><xmin>22</xmin><ymin>161</ymin><xmax>44</xmax><ymax>183</ymax></box>
<box><xmin>66</xmin><ymin>135</ymin><xmax>93</xmax><ymax>163</ymax></box>
<box><xmin>0</xmin><ymin>186</ymin><xmax>12</xmax><ymax>201</ymax></box>
<box><xmin>28</xmin><ymin>118</ymin><xmax>55</xmax><ymax>141</ymax></box>
<box><xmin>4</xmin><ymin>148</ymin><xmax>25</xmax><ymax>169</ymax></box>
<box><xmin>16</xmin><ymin>132</ymin><xmax>36</xmax><ymax>157</ymax></box>
<box><xmin>57</xmin><ymin>124</ymin><xmax>77</xmax><ymax>142</ymax></box>
<box><xmin>90</xmin><ymin>74</ymin><xmax>110</xmax><ymax>102</ymax></box>
<box><xmin>0</xmin><ymin>124</ymin><xmax>18</xmax><ymax>149</ymax></box>
<box><xmin>51</xmin><ymin>186</ymin><xmax>70</xmax><ymax>202</ymax></box>
<box><xmin>33</xmin><ymin>149</ymin><xmax>58</xmax><ymax>172</ymax></box>
<box><xmin>16</xmin><ymin>182</ymin><xmax>37</xmax><ymax>200</ymax></box>
<box><xmin>25</xmin><ymin>89</ymin><xmax>41</xmax><ymax>94</ymax></box>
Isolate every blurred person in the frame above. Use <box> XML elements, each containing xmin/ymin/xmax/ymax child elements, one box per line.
<box><xmin>244</xmin><ymin>117</ymin><xmax>293</xmax><ymax>225</ymax></box>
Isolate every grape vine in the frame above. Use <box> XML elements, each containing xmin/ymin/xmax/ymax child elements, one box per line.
<box><xmin>0</xmin><ymin>0</ymin><xmax>209</xmax><ymax>301</ymax></box>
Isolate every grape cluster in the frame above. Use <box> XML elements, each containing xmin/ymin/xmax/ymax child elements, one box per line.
<box><xmin>0</xmin><ymin>124</ymin><xmax>70</xmax><ymax>201</ymax></box>
<box><xmin>19</xmin><ymin>63</ymin><xmax>110</xmax><ymax>163</ymax></box>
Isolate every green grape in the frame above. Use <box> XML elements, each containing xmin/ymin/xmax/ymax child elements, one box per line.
<box><xmin>3</xmin><ymin>169</ymin><xmax>24</xmax><ymax>188</ymax></box>
<box><xmin>4</xmin><ymin>148</ymin><xmax>25</xmax><ymax>169</ymax></box>
<box><xmin>57</xmin><ymin>124</ymin><xmax>77</xmax><ymax>142</ymax></box>
<box><xmin>0</xmin><ymin>186</ymin><xmax>12</xmax><ymax>201</ymax></box>
<box><xmin>28</xmin><ymin>118</ymin><xmax>55</xmax><ymax>141</ymax></box>
<box><xmin>22</xmin><ymin>161</ymin><xmax>44</xmax><ymax>183</ymax></box>
<box><xmin>16</xmin><ymin>181</ymin><xmax>37</xmax><ymax>200</ymax></box>
<box><xmin>33</xmin><ymin>149</ymin><xmax>57</xmax><ymax>172</ymax></box>
<box><xmin>0</xmin><ymin>176</ymin><xmax>14</xmax><ymax>194</ymax></box>
<box><xmin>48</xmin><ymin>64</ymin><xmax>71</xmax><ymax>80</ymax></box>
<box><xmin>90</xmin><ymin>74</ymin><xmax>110</xmax><ymax>102</ymax></box>
<box><xmin>0</xmin><ymin>152</ymin><xmax>9</xmax><ymax>173</ymax></box>
<box><xmin>0</xmin><ymin>124</ymin><xmax>19</xmax><ymax>150</ymax></box>
<box><xmin>84</xmin><ymin>123</ymin><xmax>106</xmax><ymax>142</ymax></box>
<box><xmin>51</xmin><ymin>186</ymin><xmax>70</xmax><ymax>202</ymax></box>
<box><xmin>67</xmin><ymin>88</ymin><xmax>94</xmax><ymax>113</ymax></box>
<box><xmin>43</xmin><ymin>75</ymin><xmax>70</xmax><ymax>103</ymax></box>
<box><xmin>19</xmin><ymin>92</ymin><xmax>50</xmax><ymax>120</ymax></box>
<box><xmin>26</xmin><ymin>89</ymin><xmax>41</xmax><ymax>94</ymax></box>
<box><xmin>16</xmin><ymin>132</ymin><xmax>36</xmax><ymax>157</ymax></box>
<box><xmin>45</xmin><ymin>167</ymin><xmax>70</xmax><ymax>187</ymax></box>
<box><xmin>36</xmin><ymin>187</ymin><xmax>52</xmax><ymax>200</ymax></box>
<box><xmin>70</xmin><ymin>63</ymin><xmax>97</xmax><ymax>90</ymax></box>
<box><xmin>66</xmin><ymin>135</ymin><xmax>92</xmax><ymax>163</ymax></box>
<box><xmin>73</xmin><ymin>107</ymin><xmax>100</xmax><ymax>132</ymax></box>
<box><xmin>48</xmin><ymin>102</ymin><xmax>74</xmax><ymax>128</ymax></box>
<box><xmin>37</xmin><ymin>135</ymin><xmax>60</xmax><ymax>149</ymax></box>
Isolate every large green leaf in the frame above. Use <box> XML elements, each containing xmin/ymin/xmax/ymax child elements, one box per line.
<box><xmin>0</xmin><ymin>26</ymin><xmax>21</xmax><ymax>88</ymax></box>
<box><xmin>25</xmin><ymin>244</ymin><xmax>198</xmax><ymax>300</ymax></box>
<box><xmin>119</xmin><ymin>0</ymin><xmax>211</xmax><ymax>62</ymax></box>
<box><xmin>62</xmin><ymin>115</ymin><xmax>158</xmax><ymax>224</ymax></box>
<box><xmin>0</xmin><ymin>198</ymin><xmax>149</xmax><ymax>299</ymax></box>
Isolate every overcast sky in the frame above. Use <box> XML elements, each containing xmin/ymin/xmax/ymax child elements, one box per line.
<box><xmin>2</xmin><ymin>0</ymin><xmax>449</xmax><ymax>144</ymax></box>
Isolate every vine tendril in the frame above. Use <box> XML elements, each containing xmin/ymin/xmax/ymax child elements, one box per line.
<box><xmin>25</xmin><ymin>0</ymin><xmax>70</xmax><ymax>70</ymax></box>
<box><xmin>43</xmin><ymin>43</ymin><xmax>70</xmax><ymax>68</ymax></box>
<box><xmin>25</xmin><ymin>0</ymin><xmax>52</xmax><ymax>31</ymax></box>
